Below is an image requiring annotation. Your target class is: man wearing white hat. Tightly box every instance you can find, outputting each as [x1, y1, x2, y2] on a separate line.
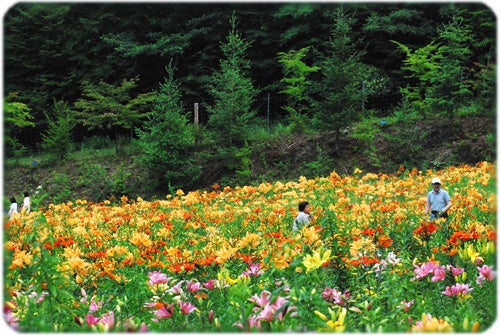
[425, 177, 452, 221]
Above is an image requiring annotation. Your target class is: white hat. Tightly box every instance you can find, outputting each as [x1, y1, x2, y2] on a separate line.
[431, 177, 441, 184]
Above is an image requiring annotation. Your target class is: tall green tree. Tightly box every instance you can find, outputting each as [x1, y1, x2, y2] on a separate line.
[136, 62, 200, 192]
[41, 100, 75, 160]
[392, 15, 477, 119]
[392, 5, 495, 119]
[426, 14, 474, 118]
[361, 3, 439, 73]
[311, 8, 386, 137]
[74, 77, 154, 152]
[392, 40, 442, 118]
[206, 13, 258, 147]
[277, 47, 319, 132]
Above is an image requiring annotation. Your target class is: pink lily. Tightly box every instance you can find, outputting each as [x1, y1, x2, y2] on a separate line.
[442, 283, 473, 296]
[148, 271, 170, 285]
[179, 300, 197, 315]
[249, 290, 271, 307]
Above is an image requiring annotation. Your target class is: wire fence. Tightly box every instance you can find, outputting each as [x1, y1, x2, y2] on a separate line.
[14, 87, 404, 155]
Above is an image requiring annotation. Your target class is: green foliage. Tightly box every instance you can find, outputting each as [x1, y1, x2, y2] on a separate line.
[50, 173, 74, 205]
[278, 46, 319, 133]
[485, 133, 496, 160]
[425, 14, 474, 117]
[41, 99, 75, 160]
[136, 61, 201, 191]
[391, 39, 442, 118]
[76, 163, 111, 201]
[311, 8, 388, 136]
[350, 117, 381, 145]
[109, 163, 134, 197]
[79, 135, 114, 151]
[206, 12, 259, 147]
[3, 3, 496, 161]
[303, 144, 335, 177]
[74, 77, 154, 152]
[470, 62, 495, 116]
[3, 92, 35, 156]
[233, 142, 253, 183]
[392, 10, 488, 120]
[350, 116, 385, 168]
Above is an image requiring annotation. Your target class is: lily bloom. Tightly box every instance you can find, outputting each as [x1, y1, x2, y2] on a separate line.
[477, 264, 496, 286]
[442, 283, 473, 297]
[249, 290, 271, 307]
[302, 248, 332, 273]
[148, 271, 170, 285]
[179, 300, 197, 315]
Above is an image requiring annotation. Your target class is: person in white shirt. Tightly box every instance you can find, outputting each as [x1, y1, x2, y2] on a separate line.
[21, 192, 30, 215]
[8, 197, 18, 219]
[292, 201, 313, 233]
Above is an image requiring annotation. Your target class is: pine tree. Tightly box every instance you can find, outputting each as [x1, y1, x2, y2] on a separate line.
[41, 99, 75, 160]
[206, 12, 259, 148]
[311, 8, 385, 137]
[136, 62, 200, 192]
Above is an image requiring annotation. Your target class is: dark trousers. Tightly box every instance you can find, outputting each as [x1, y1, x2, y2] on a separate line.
[431, 210, 448, 220]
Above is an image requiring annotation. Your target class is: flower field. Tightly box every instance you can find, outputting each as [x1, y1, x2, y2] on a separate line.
[3, 161, 497, 332]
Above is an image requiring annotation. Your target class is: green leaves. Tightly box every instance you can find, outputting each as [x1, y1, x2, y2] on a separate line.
[3, 92, 35, 155]
[41, 100, 75, 160]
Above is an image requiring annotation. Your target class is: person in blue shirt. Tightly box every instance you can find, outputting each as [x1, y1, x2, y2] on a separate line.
[425, 177, 452, 221]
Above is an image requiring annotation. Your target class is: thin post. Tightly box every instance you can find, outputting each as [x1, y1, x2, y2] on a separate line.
[267, 93, 270, 130]
[361, 81, 366, 113]
[194, 103, 199, 125]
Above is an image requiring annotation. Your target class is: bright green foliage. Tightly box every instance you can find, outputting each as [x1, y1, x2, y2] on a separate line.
[3, 92, 35, 155]
[426, 14, 474, 117]
[278, 47, 319, 132]
[392, 40, 443, 118]
[136, 62, 201, 191]
[41, 100, 75, 160]
[207, 13, 258, 148]
[470, 62, 496, 116]
[393, 11, 482, 119]
[74, 77, 154, 151]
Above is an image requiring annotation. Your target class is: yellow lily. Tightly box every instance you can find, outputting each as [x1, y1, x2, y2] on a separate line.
[302, 248, 332, 273]
[315, 307, 347, 332]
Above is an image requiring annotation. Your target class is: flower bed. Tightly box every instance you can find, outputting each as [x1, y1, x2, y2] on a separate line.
[3, 162, 496, 332]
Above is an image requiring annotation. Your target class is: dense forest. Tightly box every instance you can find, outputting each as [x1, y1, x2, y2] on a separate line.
[3, 2, 496, 205]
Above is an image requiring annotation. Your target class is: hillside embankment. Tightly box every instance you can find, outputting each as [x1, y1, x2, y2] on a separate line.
[3, 116, 495, 207]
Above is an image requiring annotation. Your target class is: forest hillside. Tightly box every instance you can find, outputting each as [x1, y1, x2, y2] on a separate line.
[3, 115, 494, 209]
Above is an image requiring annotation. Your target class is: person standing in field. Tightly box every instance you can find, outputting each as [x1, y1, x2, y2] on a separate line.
[293, 201, 313, 233]
[7, 197, 18, 219]
[425, 177, 452, 221]
[21, 192, 30, 216]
